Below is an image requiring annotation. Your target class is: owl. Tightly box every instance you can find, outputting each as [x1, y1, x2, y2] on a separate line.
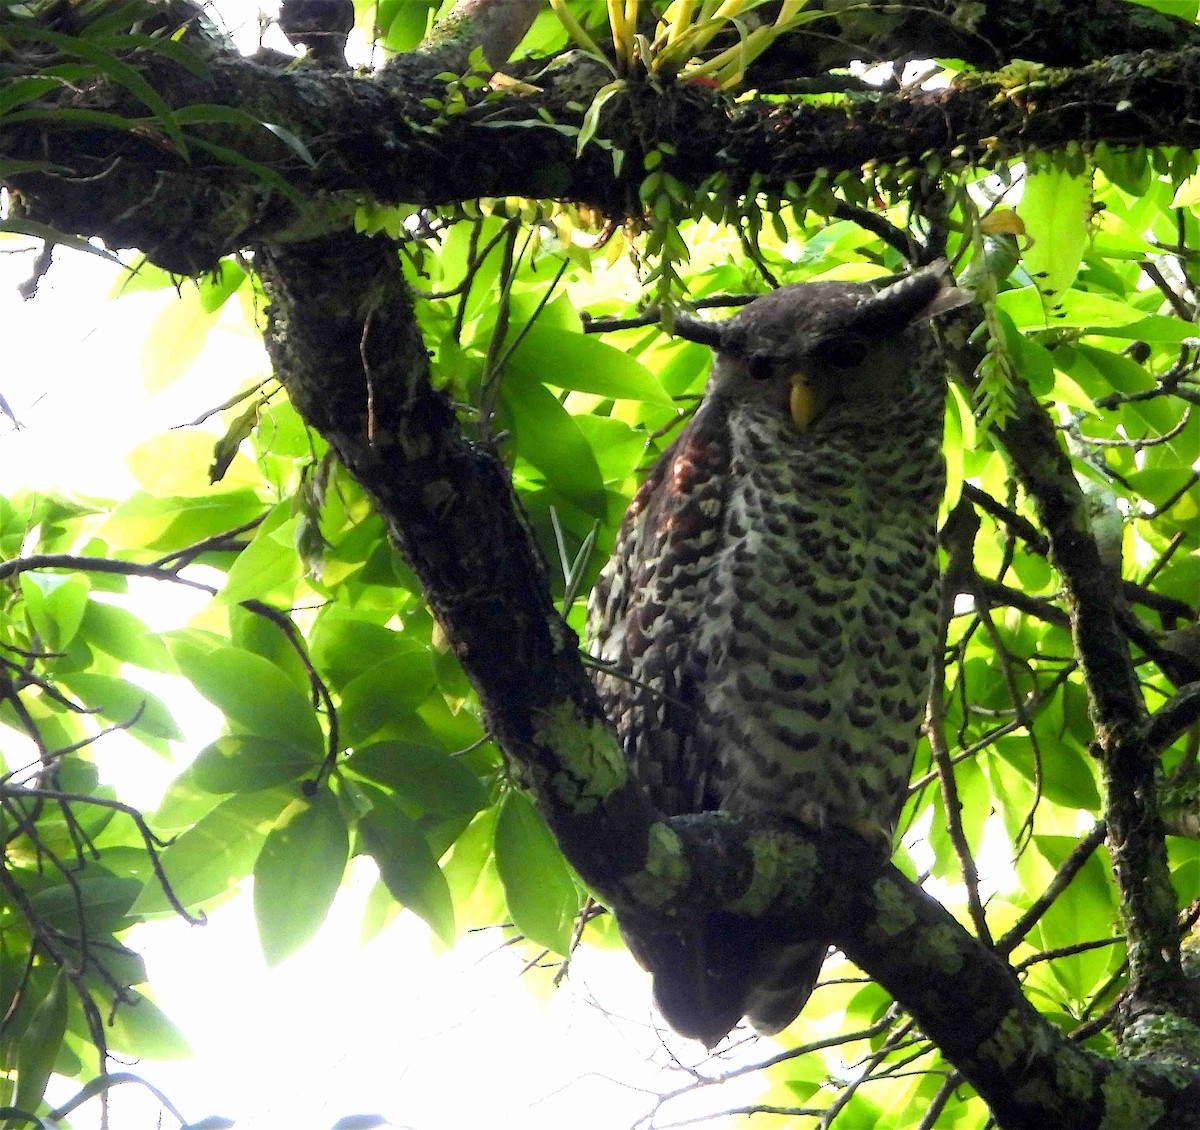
[587, 263, 969, 1047]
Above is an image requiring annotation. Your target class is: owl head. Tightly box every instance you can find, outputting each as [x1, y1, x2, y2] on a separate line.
[682, 262, 971, 432]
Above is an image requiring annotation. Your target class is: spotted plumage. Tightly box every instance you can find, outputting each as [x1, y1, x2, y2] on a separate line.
[587, 264, 968, 1047]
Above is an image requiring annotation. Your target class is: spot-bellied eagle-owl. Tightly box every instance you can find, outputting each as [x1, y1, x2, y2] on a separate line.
[586, 263, 968, 1047]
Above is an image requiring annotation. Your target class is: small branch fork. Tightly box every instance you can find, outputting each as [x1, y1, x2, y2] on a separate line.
[0, 548, 340, 779]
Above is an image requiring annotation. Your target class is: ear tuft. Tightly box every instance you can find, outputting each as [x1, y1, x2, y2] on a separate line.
[673, 314, 725, 350]
[872, 260, 973, 325]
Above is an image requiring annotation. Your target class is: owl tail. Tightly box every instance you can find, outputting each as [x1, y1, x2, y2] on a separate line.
[621, 912, 828, 1048]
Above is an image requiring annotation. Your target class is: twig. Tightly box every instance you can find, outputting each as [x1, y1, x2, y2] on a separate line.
[1141, 259, 1196, 321]
[996, 821, 1107, 957]
[831, 201, 919, 261]
[931, 503, 993, 944]
[582, 293, 758, 336]
[1137, 468, 1200, 521]
[1139, 682, 1200, 761]
[917, 1072, 966, 1130]
[1013, 933, 1124, 973]
[818, 1018, 918, 1128]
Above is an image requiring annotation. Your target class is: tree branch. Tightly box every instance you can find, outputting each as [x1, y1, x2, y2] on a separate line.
[13, 13, 1200, 272]
[997, 383, 1189, 1019]
[1141, 682, 1200, 762]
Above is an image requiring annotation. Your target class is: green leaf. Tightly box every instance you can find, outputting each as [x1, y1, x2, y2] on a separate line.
[197, 258, 249, 312]
[358, 791, 455, 945]
[441, 806, 498, 909]
[995, 734, 1101, 811]
[12, 969, 69, 1119]
[338, 652, 437, 748]
[573, 415, 648, 484]
[228, 605, 311, 695]
[310, 618, 413, 689]
[3, 24, 189, 152]
[105, 990, 191, 1059]
[153, 765, 225, 833]
[59, 673, 183, 750]
[79, 601, 173, 671]
[140, 285, 222, 391]
[186, 136, 304, 206]
[254, 788, 349, 964]
[1030, 836, 1118, 1000]
[577, 81, 625, 155]
[0, 75, 62, 115]
[505, 325, 673, 405]
[1138, 1, 1199, 25]
[27, 877, 140, 937]
[101, 489, 266, 553]
[344, 741, 486, 816]
[191, 735, 319, 793]
[379, 0, 440, 51]
[494, 791, 579, 954]
[217, 512, 303, 606]
[127, 431, 255, 495]
[1018, 167, 1092, 307]
[500, 374, 606, 516]
[166, 642, 324, 756]
[110, 255, 178, 298]
[1128, 469, 1200, 520]
[132, 789, 293, 914]
[256, 122, 317, 168]
[19, 573, 89, 653]
[942, 383, 971, 508]
[998, 287, 1193, 341]
[210, 402, 260, 485]
[1070, 344, 1178, 434]
[170, 105, 316, 169]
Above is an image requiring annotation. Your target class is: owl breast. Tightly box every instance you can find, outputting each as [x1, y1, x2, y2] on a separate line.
[687, 399, 943, 837]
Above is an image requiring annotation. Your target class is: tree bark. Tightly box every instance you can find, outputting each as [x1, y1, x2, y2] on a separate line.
[8, 11, 1200, 272]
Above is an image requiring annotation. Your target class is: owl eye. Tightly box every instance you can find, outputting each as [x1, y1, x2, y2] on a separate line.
[746, 352, 775, 381]
[810, 336, 869, 369]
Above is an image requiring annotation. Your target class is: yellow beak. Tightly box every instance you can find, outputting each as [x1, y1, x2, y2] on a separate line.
[789, 373, 818, 430]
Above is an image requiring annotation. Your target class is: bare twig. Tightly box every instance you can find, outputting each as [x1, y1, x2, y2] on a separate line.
[997, 821, 1108, 957]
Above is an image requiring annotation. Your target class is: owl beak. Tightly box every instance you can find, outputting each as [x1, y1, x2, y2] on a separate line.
[789, 373, 822, 430]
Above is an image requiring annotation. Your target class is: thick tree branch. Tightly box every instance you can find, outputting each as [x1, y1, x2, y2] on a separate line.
[997, 384, 1189, 1020]
[11, 20, 1200, 271]
[759, 0, 1200, 72]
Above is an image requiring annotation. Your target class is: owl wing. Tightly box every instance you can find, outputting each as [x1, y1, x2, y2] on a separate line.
[588, 406, 828, 1046]
[587, 404, 732, 816]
